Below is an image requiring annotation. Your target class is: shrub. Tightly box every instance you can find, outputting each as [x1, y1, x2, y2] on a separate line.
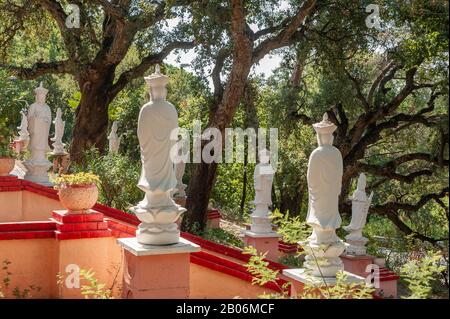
[72, 148, 141, 212]
[272, 209, 310, 244]
[0, 118, 15, 158]
[400, 250, 446, 299]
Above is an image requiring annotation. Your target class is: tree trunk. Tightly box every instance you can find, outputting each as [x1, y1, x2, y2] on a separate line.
[239, 151, 248, 216]
[183, 161, 218, 230]
[70, 68, 115, 163]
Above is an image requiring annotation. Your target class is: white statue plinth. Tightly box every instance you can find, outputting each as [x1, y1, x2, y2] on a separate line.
[24, 82, 52, 186]
[131, 65, 185, 246]
[345, 237, 369, 255]
[343, 173, 373, 256]
[301, 113, 345, 277]
[249, 214, 273, 233]
[283, 268, 365, 287]
[117, 237, 200, 256]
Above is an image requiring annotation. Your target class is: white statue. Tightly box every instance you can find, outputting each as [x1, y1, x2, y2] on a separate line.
[51, 108, 66, 155]
[250, 149, 276, 233]
[23, 82, 52, 186]
[17, 110, 29, 142]
[301, 113, 345, 277]
[343, 173, 373, 255]
[108, 121, 121, 154]
[132, 64, 186, 245]
[174, 160, 186, 198]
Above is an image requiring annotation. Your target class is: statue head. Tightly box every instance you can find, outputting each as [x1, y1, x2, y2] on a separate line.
[144, 64, 169, 101]
[313, 113, 337, 146]
[357, 173, 367, 191]
[34, 82, 48, 104]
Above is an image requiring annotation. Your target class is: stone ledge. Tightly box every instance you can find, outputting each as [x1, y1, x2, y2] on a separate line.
[243, 230, 281, 238]
[117, 237, 201, 256]
[283, 268, 366, 287]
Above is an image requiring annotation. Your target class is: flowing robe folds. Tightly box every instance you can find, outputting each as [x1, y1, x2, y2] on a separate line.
[27, 102, 51, 160]
[306, 144, 343, 231]
[137, 99, 178, 208]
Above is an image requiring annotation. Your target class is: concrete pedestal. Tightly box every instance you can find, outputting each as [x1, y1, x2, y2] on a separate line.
[206, 209, 221, 229]
[117, 237, 200, 299]
[341, 254, 375, 278]
[283, 268, 365, 298]
[243, 230, 281, 261]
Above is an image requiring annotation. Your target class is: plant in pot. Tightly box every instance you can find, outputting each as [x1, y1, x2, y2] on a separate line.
[0, 118, 16, 177]
[52, 172, 101, 214]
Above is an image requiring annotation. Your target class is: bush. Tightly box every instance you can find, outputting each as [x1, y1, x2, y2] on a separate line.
[72, 148, 141, 212]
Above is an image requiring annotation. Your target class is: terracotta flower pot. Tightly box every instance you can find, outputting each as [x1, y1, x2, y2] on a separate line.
[58, 184, 99, 213]
[0, 157, 15, 176]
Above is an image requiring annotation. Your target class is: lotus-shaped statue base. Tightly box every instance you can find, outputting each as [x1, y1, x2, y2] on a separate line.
[299, 239, 345, 277]
[131, 204, 186, 245]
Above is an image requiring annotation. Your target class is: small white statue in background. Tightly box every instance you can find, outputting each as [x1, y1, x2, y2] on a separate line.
[23, 82, 52, 185]
[250, 148, 276, 233]
[51, 108, 66, 155]
[343, 173, 373, 255]
[17, 110, 29, 142]
[108, 121, 121, 154]
[13, 110, 30, 154]
[27, 82, 52, 160]
[174, 159, 186, 198]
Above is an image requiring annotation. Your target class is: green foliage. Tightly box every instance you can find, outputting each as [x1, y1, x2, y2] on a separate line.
[300, 271, 375, 299]
[272, 209, 310, 244]
[0, 117, 15, 158]
[72, 148, 141, 212]
[202, 228, 243, 249]
[79, 269, 113, 299]
[400, 250, 446, 299]
[0, 259, 41, 299]
[242, 247, 375, 299]
[242, 246, 290, 298]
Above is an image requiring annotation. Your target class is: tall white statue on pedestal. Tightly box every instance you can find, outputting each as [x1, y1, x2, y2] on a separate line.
[250, 149, 276, 233]
[301, 113, 345, 277]
[23, 82, 52, 186]
[343, 173, 373, 255]
[108, 121, 121, 154]
[51, 108, 66, 155]
[132, 65, 186, 245]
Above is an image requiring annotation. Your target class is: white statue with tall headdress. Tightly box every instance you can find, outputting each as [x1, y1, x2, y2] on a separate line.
[108, 121, 121, 154]
[343, 173, 373, 255]
[51, 108, 66, 155]
[301, 113, 345, 277]
[132, 65, 186, 245]
[23, 82, 52, 186]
